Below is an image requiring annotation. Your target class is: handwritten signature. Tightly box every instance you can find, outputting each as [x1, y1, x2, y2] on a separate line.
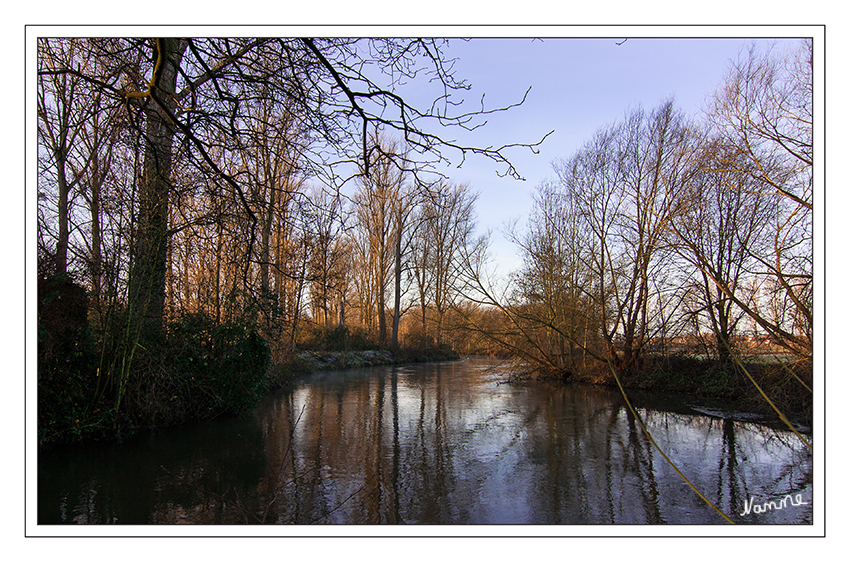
[740, 493, 809, 516]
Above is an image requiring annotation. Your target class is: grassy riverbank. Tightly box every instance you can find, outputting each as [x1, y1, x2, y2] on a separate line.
[37, 276, 462, 447]
[38, 275, 808, 446]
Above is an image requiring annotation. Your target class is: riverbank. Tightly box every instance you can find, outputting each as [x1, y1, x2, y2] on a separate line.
[558, 354, 814, 429]
[38, 343, 460, 449]
[267, 346, 461, 390]
[37, 277, 463, 448]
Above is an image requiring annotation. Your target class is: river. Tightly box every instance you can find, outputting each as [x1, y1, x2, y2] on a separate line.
[38, 357, 813, 526]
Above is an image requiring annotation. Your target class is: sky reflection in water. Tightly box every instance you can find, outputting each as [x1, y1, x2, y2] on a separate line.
[38, 358, 813, 525]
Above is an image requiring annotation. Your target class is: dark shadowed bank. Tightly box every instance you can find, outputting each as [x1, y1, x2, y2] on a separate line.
[523, 354, 813, 431]
[37, 275, 459, 447]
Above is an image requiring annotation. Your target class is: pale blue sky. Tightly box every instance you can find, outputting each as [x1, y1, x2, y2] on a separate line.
[423, 37, 802, 276]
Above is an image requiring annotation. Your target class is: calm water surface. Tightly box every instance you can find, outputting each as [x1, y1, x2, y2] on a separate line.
[38, 358, 813, 525]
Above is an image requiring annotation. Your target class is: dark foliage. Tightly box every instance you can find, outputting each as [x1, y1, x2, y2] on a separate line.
[618, 354, 813, 425]
[37, 275, 99, 444]
[127, 313, 271, 425]
[39, 295, 271, 445]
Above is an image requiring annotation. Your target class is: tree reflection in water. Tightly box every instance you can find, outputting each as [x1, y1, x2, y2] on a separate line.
[38, 358, 813, 525]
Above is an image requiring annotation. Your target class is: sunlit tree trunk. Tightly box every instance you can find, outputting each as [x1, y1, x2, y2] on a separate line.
[353, 133, 406, 346]
[391, 217, 404, 349]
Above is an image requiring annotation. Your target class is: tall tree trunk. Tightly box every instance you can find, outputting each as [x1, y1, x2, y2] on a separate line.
[128, 38, 186, 336]
[214, 219, 223, 323]
[376, 239, 387, 345]
[260, 180, 274, 329]
[55, 149, 69, 277]
[89, 156, 103, 308]
[377, 282, 387, 346]
[420, 295, 427, 348]
[338, 289, 346, 327]
[391, 226, 402, 349]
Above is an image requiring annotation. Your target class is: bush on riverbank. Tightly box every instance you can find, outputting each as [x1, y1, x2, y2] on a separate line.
[37, 275, 100, 445]
[38, 279, 271, 446]
[603, 355, 813, 425]
[38, 275, 464, 446]
[124, 313, 271, 426]
[526, 352, 812, 426]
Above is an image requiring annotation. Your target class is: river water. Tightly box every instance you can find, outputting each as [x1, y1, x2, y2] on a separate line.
[38, 358, 813, 526]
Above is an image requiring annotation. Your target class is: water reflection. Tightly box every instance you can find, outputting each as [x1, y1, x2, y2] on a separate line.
[38, 358, 813, 525]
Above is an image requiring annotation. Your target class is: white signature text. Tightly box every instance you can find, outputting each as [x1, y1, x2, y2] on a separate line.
[740, 493, 809, 516]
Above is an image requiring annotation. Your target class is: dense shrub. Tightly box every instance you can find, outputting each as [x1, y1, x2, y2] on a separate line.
[163, 313, 271, 417]
[37, 275, 99, 444]
[39, 296, 272, 445]
[88, 313, 272, 433]
[615, 354, 812, 424]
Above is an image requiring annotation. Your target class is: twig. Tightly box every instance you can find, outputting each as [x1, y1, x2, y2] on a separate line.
[307, 475, 377, 524]
[727, 353, 813, 451]
[606, 360, 736, 524]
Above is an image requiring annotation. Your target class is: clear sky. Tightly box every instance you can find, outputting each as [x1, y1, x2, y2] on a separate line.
[421, 36, 802, 277]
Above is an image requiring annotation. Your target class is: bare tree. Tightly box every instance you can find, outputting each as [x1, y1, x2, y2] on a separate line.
[509, 180, 597, 373]
[542, 100, 697, 374]
[352, 134, 406, 345]
[672, 137, 774, 361]
[682, 40, 813, 360]
[124, 38, 189, 339]
[389, 181, 419, 349]
[306, 185, 347, 329]
[409, 202, 434, 347]
[37, 38, 116, 278]
[419, 181, 479, 347]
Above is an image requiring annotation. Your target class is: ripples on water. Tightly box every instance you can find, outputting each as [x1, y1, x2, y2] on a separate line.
[38, 358, 813, 525]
